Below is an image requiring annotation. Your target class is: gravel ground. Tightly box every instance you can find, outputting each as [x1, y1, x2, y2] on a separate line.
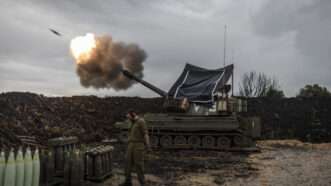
[228, 140, 331, 186]
[104, 140, 331, 186]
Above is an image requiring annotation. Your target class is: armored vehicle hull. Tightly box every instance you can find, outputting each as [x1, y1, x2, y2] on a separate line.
[116, 113, 259, 150]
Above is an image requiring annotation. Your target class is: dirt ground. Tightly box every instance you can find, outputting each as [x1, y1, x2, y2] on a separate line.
[102, 140, 331, 186]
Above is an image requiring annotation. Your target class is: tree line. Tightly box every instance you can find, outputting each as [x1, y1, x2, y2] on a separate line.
[238, 71, 331, 98]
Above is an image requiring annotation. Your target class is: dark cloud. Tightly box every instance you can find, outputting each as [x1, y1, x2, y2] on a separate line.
[252, 0, 331, 93]
[253, 0, 331, 60]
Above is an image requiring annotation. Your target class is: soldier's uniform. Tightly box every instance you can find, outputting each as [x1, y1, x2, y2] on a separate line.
[124, 117, 148, 185]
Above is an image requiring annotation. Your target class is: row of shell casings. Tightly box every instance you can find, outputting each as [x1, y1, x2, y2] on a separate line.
[85, 146, 113, 178]
[51, 143, 77, 175]
[227, 98, 248, 112]
[63, 150, 85, 186]
[0, 147, 40, 186]
[39, 150, 55, 185]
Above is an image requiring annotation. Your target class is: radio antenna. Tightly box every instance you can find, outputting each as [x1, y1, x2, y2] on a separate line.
[223, 25, 227, 67]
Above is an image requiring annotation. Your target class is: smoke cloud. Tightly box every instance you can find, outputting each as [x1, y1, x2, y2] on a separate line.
[72, 34, 147, 90]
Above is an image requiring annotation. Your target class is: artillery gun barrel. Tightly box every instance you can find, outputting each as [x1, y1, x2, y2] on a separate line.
[122, 70, 168, 97]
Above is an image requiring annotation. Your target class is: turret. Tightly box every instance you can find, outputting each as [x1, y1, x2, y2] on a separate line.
[121, 64, 244, 115]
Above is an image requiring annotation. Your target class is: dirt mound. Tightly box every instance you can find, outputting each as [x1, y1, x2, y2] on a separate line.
[0, 92, 163, 146]
[1, 92, 331, 147]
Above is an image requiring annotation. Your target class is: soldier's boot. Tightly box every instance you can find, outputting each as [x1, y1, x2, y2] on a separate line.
[138, 175, 145, 186]
[119, 177, 132, 186]
[119, 181, 132, 186]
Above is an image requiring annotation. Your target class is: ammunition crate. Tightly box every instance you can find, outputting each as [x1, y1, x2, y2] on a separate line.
[48, 136, 79, 177]
[84, 145, 114, 182]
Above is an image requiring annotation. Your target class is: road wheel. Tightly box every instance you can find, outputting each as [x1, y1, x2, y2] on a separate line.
[174, 135, 186, 146]
[216, 136, 231, 149]
[202, 136, 215, 149]
[150, 136, 159, 147]
[188, 135, 201, 148]
[233, 136, 244, 146]
[160, 135, 172, 147]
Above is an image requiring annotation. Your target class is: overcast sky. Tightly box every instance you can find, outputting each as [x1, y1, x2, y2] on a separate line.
[0, 0, 330, 97]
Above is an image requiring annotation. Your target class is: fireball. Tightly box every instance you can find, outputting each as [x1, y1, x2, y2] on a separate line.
[70, 33, 96, 63]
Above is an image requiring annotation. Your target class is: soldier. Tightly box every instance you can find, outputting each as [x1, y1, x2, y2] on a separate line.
[121, 110, 151, 186]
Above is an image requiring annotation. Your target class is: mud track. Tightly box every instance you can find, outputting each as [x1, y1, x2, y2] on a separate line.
[105, 140, 331, 186]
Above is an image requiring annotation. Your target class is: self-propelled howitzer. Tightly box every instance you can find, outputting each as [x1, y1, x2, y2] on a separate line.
[117, 65, 260, 151]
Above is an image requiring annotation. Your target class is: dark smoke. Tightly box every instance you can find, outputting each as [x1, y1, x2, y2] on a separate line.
[75, 35, 147, 90]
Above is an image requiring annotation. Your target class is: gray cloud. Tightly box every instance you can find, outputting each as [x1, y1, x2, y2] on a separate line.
[252, 0, 331, 94]
[254, 0, 331, 61]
